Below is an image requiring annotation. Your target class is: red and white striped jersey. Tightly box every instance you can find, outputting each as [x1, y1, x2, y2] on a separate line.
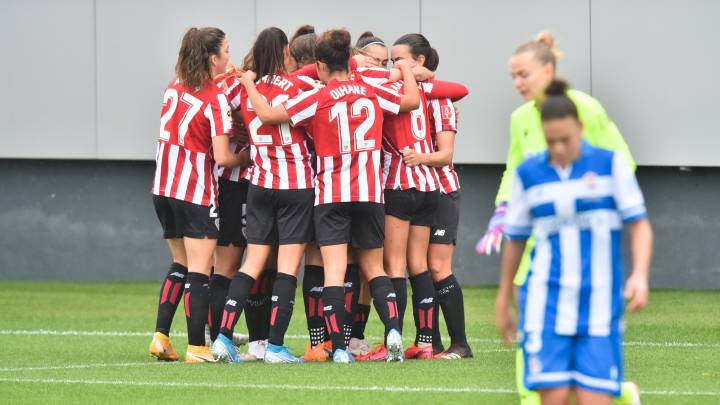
[152, 78, 232, 207]
[216, 75, 251, 183]
[428, 97, 460, 194]
[240, 73, 316, 190]
[382, 81, 440, 192]
[285, 76, 402, 205]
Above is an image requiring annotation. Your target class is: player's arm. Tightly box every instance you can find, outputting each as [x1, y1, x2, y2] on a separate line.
[423, 80, 469, 102]
[394, 60, 419, 112]
[612, 152, 653, 312]
[495, 174, 531, 346]
[239, 71, 291, 125]
[212, 135, 244, 168]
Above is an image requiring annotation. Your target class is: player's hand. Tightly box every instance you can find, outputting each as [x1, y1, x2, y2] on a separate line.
[625, 272, 649, 312]
[239, 70, 257, 87]
[401, 148, 423, 167]
[495, 299, 516, 346]
[394, 59, 410, 71]
[476, 202, 508, 255]
[412, 65, 435, 82]
[352, 54, 369, 68]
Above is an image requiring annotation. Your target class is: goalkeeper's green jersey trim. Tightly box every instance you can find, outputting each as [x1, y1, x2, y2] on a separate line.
[500, 89, 636, 286]
[495, 89, 636, 205]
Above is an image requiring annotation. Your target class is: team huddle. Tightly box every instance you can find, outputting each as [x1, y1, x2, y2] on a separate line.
[148, 23, 652, 405]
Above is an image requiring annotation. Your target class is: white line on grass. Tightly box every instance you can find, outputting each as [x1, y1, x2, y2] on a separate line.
[0, 362, 169, 372]
[0, 376, 717, 397]
[1, 329, 718, 349]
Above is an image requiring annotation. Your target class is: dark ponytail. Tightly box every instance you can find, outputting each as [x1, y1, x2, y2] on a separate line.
[176, 27, 225, 90]
[315, 29, 351, 73]
[252, 27, 289, 81]
[540, 79, 579, 121]
[393, 33, 439, 71]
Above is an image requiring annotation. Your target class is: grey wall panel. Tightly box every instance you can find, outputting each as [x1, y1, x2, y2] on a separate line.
[2, 160, 718, 288]
[95, 0, 255, 160]
[422, 0, 591, 164]
[591, 0, 720, 166]
[0, 0, 96, 159]
[255, 0, 420, 53]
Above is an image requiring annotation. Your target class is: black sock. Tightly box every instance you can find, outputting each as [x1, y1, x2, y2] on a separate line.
[208, 274, 231, 341]
[409, 271, 435, 346]
[369, 276, 400, 337]
[322, 286, 346, 353]
[435, 274, 468, 346]
[219, 272, 255, 340]
[267, 273, 297, 347]
[391, 277, 407, 333]
[245, 268, 276, 342]
[184, 272, 210, 346]
[351, 304, 371, 340]
[154, 262, 188, 335]
[432, 295, 443, 350]
[302, 265, 325, 347]
[343, 264, 360, 347]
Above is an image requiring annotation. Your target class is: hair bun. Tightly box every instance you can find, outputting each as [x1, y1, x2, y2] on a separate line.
[359, 31, 375, 39]
[535, 31, 563, 61]
[331, 29, 351, 48]
[295, 25, 315, 36]
[545, 79, 569, 97]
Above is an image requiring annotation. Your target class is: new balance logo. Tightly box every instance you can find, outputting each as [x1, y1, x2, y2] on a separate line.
[310, 287, 324, 293]
[170, 272, 185, 279]
[184, 283, 190, 289]
[434, 229, 446, 236]
[271, 296, 279, 302]
[324, 305, 333, 311]
[387, 293, 396, 299]
[419, 297, 434, 304]
[226, 299, 237, 307]
[344, 282, 353, 288]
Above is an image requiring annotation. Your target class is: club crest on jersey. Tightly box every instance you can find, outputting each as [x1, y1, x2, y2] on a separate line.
[441, 105, 452, 120]
[584, 171, 598, 189]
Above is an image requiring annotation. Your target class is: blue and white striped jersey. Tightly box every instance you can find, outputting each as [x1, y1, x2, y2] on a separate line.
[505, 142, 647, 337]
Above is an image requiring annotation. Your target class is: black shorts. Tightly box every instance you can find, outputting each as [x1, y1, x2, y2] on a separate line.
[245, 184, 314, 245]
[384, 189, 440, 227]
[314, 202, 385, 249]
[153, 195, 219, 239]
[430, 191, 460, 245]
[217, 178, 248, 247]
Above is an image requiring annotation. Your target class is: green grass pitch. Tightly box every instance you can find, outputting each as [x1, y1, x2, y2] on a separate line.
[0, 282, 717, 404]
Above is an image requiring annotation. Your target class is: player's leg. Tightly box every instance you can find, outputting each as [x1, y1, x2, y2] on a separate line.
[382, 190, 412, 332]
[149, 196, 187, 361]
[210, 244, 243, 342]
[263, 188, 314, 364]
[538, 388, 571, 405]
[349, 273, 372, 357]
[429, 191, 472, 359]
[182, 234, 217, 363]
[343, 249, 361, 351]
[405, 190, 439, 360]
[244, 248, 277, 360]
[301, 242, 329, 361]
[320, 242, 351, 362]
[212, 184, 274, 363]
[352, 202, 403, 362]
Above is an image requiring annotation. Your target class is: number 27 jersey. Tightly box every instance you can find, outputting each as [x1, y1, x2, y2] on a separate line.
[285, 77, 402, 205]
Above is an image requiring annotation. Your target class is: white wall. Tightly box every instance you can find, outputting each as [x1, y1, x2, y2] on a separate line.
[1, 0, 717, 166]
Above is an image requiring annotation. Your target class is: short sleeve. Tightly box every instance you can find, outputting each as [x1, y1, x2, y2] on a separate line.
[371, 83, 401, 115]
[428, 98, 457, 133]
[224, 78, 243, 110]
[504, 173, 532, 240]
[612, 152, 647, 223]
[285, 88, 321, 127]
[205, 92, 233, 137]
